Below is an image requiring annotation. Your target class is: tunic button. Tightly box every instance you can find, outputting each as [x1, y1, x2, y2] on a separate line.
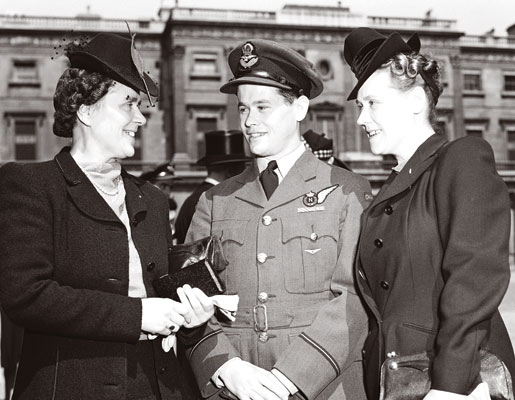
[374, 238, 383, 248]
[258, 332, 269, 342]
[257, 253, 268, 264]
[380, 280, 390, 290]
[146, 262, 155, 271]
[384, 205, 393, 215]
[262, 215, 272, 226]
[310, 232, 318, 241]
[258, 292, 268, 303]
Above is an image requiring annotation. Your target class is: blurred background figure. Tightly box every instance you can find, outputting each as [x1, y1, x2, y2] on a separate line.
[174, 130, 250, 244]
[302, 129, 351, 170]
[140, 162, 179, 233]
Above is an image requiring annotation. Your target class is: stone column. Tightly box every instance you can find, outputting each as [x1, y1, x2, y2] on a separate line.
[169, 45, 188, 163]
[450, 54, 464, 140]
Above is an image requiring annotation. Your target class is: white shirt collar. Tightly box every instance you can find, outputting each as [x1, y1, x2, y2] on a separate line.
[204, 177, 220, 186]
[256, 142, 306, 183]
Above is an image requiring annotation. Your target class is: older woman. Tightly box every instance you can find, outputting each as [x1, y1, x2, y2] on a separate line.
[0, 33, 212, 400]
[344, 28, 515, 400]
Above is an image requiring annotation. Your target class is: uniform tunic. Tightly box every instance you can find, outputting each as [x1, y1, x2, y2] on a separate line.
[356, 134, 515, 399]
[185, 150, 372, 400]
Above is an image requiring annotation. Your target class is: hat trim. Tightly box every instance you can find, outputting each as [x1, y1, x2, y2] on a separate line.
[220, 76, 293, 94]
[69, 51, 158, 97]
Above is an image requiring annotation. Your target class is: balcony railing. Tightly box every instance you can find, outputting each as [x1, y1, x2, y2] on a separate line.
[367, 16, 457, 31]
[0, 14, 164, 33]
[461, 35, 515, 49]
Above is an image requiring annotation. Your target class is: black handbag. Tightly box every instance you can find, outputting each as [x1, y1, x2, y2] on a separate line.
[380, 348, 514, 400]
[153, 236, 228, 300]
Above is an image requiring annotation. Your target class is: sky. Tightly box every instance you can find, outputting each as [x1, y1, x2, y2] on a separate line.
[2, 0, 515, 36]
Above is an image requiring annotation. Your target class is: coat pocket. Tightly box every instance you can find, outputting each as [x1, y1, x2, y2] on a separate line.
[280, 214, 339, 293]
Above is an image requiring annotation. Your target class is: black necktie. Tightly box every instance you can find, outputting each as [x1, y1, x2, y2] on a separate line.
[260, 160, 278, 200]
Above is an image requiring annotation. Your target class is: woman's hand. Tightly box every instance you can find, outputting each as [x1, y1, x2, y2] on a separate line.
[141, 297, 188, 336]
[177, 284, 215, 328]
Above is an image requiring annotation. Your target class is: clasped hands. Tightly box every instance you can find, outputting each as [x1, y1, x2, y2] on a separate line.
[141, 284, 214, 336]
[218, 359, 291, 400]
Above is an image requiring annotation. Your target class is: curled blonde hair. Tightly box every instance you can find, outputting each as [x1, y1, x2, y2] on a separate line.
[381, 53, 443, 127]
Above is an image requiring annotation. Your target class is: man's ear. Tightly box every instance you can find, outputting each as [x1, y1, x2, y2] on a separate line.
[77, 104, 92, 127]
[410, 86, 427, 115]
[294, 95, 309, 122]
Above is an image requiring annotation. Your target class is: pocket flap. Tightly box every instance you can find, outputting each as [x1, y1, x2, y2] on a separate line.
[281, 215, 339, 243]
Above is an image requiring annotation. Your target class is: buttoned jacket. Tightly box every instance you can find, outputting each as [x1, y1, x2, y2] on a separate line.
[0, 148, 195, 400]
[356, 134, 515, 399]
[185, 151, 372, 400]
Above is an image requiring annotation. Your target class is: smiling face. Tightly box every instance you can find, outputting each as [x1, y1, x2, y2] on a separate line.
[237, 84, 307, 159]
[356, 68, 415, 160]
[85, 82, 146, 162]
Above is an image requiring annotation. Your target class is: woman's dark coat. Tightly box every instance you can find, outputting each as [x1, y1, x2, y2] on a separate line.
[356, 134, 515, 400]
[0, 148, 196, 400]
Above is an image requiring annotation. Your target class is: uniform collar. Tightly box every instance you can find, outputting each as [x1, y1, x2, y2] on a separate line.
[256, 142, 306, 182]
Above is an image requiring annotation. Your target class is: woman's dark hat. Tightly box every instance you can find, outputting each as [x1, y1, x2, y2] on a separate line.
[197, 130, 251, 166]
[67, 32, 159, 99]
[344, 27, 420, 101]
[220, 39, 323, 99]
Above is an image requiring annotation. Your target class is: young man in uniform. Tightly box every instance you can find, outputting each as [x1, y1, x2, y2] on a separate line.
[184, 39, 372, 400]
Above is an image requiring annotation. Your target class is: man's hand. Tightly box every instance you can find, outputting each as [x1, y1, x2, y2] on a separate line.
[219, 359, 290, 400]
[177, 284, 215, 328]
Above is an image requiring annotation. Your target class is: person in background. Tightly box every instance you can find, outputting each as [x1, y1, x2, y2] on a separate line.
[174, 130, 249, 244]
[345, 27, 515, 400]
[302, 129, 351, 170]
[184, 38, 372, 400]
[0, 32, 212, 400]
[140, 162, 179, 235]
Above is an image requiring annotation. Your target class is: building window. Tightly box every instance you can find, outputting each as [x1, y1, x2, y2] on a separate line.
[316, 59, 333, 81]
[9, 60, 40, 88]
[503, 123, 515, 161]
[503, 74, 515, 92]
[465, 120, 488, 138]
[190, 53, 220, 80]
[196, 117, 218, 158]
[463, 71, 482, 92]
[14, 118, 37, 160]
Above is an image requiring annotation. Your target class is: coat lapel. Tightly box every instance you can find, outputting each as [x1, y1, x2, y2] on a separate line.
[234, 162, 268, 208]
[371, 134, 447, 208]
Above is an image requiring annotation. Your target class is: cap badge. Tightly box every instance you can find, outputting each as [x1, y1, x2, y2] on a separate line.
[239, 42, 258, 69]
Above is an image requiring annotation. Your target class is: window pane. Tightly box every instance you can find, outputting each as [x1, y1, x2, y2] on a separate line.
[15, 120, 36, 160]
[463, 73, 481, 91]
[504, 75, 515, 91]
[192, 54, 217, 75]
[466, 129, 482, 138]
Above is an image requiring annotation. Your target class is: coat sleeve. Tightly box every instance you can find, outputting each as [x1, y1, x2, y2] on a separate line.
[0, 163, 142, 342]
[432, 137, 511, 394]
[182, 192, 242, 398]
[273, 177, 371, 399]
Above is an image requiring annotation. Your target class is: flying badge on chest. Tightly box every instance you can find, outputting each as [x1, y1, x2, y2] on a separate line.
[299, 184, 339, 211]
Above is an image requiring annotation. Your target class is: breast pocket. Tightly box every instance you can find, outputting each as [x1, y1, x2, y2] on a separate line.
[280, 214, 339, 293]
[212, 219, 249, 292]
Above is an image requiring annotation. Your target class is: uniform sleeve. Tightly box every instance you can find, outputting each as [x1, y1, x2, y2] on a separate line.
[0, 163, 142, 342]
[273, 177, 372, 399]
[432, 137, 511, 394]
[181, 192, 242, 398]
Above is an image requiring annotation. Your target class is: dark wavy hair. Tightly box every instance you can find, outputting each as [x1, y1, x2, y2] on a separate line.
[52, 68, 115, 137]
[381, 52, 443, 127]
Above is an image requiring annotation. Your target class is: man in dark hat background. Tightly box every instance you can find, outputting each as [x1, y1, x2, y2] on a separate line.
[140, 162, 179, 234]
[302, 129, 351, 171]
[174, 130, 249, 244]
[183, 38, 372, 400]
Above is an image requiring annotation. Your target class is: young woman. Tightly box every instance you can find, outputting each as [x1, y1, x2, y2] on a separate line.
[0, 32, 212, 400]
[344, 27, 515, 400]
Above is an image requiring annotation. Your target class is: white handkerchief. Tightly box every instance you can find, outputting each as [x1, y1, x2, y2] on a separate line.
[160, 294, 240, 352]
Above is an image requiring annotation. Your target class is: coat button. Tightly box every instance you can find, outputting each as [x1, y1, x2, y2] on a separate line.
[258, 332, 269, 342]
[167, 246, 173, 254]
[146, 262, 155, 271]
[258, 292, 268, 303]
[159, 366, 168, 374]
[380, 280, 390, 290]
[384, 205, 393, 215]
[262, 215, 272, 226]
[374, 238, 383, 248]
[310, 232, 318, 241]
[132, 218, 139, 227]
[257, 253, 268, 264]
